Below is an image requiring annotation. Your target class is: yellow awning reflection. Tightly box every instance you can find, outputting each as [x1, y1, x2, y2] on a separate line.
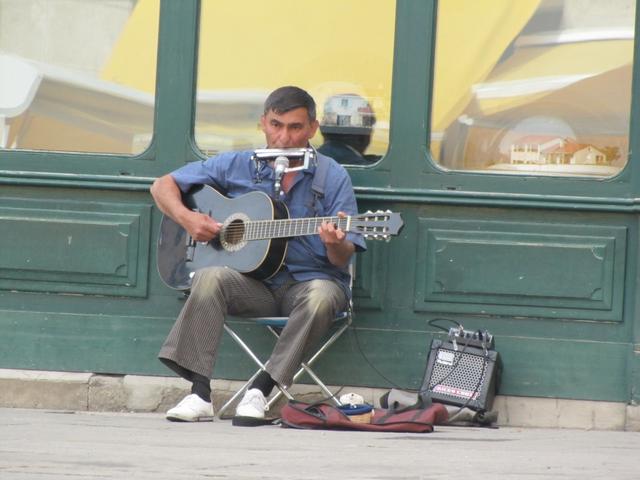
[469, 39, 633, 117]
[102, 0, 397, 154]
[432, 0, 541, 132]
[102, 0, 396, 115]
[100, 0, 160, 93]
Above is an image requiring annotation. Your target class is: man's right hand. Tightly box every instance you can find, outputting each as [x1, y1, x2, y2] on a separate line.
[151, 174, 222, 243]
[183, 210, 222, 243]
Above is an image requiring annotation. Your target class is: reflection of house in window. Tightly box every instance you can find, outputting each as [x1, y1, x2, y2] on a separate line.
[510, 137, 609, 166]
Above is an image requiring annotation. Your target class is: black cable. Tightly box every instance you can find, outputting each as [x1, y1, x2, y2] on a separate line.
[351, 323, 407, 390]
[428, 317, 462, 332]
[351, 317, 463, 390]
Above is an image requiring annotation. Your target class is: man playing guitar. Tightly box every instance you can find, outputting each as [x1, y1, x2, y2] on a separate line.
[150, 86, 366, 422]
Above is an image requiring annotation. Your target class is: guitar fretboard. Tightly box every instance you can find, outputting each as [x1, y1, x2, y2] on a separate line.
[240, 216, 350, 240]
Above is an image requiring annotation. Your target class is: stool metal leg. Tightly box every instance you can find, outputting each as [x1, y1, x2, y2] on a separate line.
[265, 318, 351, 408]
[220, 312, 352, 417]
[218, 323, 294, 418]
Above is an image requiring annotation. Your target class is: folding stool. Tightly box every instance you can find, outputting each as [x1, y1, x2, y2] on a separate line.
[217, 268, 355, 419]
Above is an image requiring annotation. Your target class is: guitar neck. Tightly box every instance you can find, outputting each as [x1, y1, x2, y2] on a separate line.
[243, 216, 350, 240]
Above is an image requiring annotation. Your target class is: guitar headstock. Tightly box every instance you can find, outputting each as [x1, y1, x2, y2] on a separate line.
[350, 210, 404, 241]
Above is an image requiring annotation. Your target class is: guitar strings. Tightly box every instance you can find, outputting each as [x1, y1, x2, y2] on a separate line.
[221, 216, 349, 240]
[220, 214, 388, 240]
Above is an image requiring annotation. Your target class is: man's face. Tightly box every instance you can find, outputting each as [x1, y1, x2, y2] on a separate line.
[260, 107, 319, 149]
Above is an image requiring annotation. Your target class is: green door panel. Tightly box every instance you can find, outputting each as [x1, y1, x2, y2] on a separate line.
[0, 200, 151, 297]
[415, 219, 626, 321]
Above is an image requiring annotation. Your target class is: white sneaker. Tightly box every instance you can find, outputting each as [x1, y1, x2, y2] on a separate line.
[235, 388, 268, 418]
[166, 394, 214, 422]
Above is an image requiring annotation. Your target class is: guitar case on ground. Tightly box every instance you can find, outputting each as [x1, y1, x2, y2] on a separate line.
[278, 400, 449, 433]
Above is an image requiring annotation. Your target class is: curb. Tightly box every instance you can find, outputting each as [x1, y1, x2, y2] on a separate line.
[1, 368, 638, 430]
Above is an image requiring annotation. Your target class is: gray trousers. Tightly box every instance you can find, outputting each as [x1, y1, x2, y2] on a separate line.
[158, 266, 347, 387]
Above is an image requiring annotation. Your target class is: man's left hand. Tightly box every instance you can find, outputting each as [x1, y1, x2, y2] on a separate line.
[318, 212, 355, 268]
[318, 212, 347, 245]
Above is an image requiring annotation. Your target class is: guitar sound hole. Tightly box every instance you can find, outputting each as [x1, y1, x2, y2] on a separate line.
[226, 219, 245, 244]
[220, 213, 250, 252]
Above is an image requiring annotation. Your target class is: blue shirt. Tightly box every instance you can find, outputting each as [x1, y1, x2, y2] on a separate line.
[170, 149, 366, 296]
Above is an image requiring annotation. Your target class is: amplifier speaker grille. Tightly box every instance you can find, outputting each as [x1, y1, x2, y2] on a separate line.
[420, 339, 500, 412]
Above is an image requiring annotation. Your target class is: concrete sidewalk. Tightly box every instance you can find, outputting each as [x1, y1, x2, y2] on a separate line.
[1, 407, 640, 480]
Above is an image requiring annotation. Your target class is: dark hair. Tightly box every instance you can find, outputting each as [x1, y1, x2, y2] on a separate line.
[264, 86, 316, 121]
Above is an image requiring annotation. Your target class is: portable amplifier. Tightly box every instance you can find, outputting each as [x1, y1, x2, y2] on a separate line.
[420, 339, 500, 412]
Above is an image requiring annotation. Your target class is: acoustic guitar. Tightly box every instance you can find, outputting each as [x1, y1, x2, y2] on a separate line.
[157, 185, 404, 289]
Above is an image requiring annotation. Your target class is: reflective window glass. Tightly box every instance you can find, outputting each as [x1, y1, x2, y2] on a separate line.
[195, 0, 395, 166]
[430, 0, 635, 177]
[0, 0, 158, 155]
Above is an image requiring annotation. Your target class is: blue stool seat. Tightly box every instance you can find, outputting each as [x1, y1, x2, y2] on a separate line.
[255, 310, 349, 328]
